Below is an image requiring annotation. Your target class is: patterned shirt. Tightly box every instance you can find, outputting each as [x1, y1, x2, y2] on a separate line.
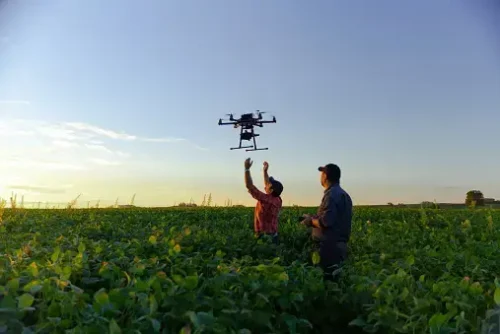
[248, 185, 282, 234]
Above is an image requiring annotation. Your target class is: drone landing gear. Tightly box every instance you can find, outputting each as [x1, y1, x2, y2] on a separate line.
[230, 126, 268, 152]
[246, 148, 268, 152]
[230, 146, 253, 150]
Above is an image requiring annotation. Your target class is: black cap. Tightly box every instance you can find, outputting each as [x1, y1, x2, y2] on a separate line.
[318, 163, 341, 182]
[269, 176, 283, 196]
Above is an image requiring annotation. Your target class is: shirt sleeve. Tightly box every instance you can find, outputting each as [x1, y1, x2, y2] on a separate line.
[248, 185, 272, 203]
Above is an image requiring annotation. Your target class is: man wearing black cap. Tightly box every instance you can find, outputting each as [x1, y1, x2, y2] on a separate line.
[244, 158, 283, 244]
[300, 163, 352, 281]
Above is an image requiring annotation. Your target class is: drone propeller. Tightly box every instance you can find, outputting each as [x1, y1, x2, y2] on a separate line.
[255, 110, 277, 121]
[254, 110, 267, 119]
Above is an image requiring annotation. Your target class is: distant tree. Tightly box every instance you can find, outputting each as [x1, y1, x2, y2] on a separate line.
[421, 201, 439, 209]
[465, 190, 484, 207]
[178, 202, 197, 207]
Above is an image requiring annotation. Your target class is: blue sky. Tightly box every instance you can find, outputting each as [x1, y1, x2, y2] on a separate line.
[0, 0, 499, 207]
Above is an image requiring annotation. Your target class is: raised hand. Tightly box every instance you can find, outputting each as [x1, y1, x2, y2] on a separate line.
[244, 158, 253, 169]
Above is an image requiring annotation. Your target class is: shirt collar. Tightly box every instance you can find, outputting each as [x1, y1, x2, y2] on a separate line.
[324, 183, 339, 193]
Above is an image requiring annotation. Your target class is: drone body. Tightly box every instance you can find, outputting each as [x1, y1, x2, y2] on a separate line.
[218, 110, 276, 151]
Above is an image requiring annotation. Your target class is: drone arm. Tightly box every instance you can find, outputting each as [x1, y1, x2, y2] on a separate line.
[219, 121, 238, 125]
[256, 120, 276, 124]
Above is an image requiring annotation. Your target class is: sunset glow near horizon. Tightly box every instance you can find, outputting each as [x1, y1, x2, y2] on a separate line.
[1, 1, 499, 207]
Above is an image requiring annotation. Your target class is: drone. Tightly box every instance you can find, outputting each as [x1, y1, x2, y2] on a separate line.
[218, 110, 276, 151]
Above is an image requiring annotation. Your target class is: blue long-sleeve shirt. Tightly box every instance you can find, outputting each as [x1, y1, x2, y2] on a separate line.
[311, 184, 353, 242]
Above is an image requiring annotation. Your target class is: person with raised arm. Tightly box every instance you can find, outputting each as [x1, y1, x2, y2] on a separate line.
[244, 158, 283, 244]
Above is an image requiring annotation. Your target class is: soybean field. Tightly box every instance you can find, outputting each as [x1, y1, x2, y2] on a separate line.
[1, 206, 500, 333]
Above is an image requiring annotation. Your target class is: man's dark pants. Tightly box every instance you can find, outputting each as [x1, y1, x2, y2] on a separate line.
[313, 240, 347, 281]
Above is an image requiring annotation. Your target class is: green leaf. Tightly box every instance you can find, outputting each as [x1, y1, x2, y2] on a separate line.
[311, 251, 320, 265]
[51, 246, 61, 262]
[400, 287, 409, 300]
[23, 281, 42, 294]
[184, 275, 198, 290]
[78, 242, 85, 253]
[256, 264, 267, 271]
[7, 278, 20, 291]
[109, 318, 121, 334]
[62, 266, 72, 280]
[179, 325, 192, 334]
[238, 330, 251, 334]
[187, 311, 215, 328]
[27, 262, 39, 277]
[22, 327, 35, 334]
[18, 293, 35, 309]
[149, 294, 158, 314]
[172, 275, 183, 285]
[494, 287, 500, 306]
[349, 317, 366, 327]
[94, 289, 109, 305]
[47, 302, 61, 317]
[250, 310, 271, 326]
[150, 318, 161, 332]
[282, 313, 297, 334]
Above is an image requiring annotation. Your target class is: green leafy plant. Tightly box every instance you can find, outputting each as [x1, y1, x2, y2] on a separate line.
[0, 206, 499, 333]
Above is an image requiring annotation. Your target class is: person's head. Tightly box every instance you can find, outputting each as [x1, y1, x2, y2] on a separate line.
[318, 163, 341, 188]
[265, 177, 284, 197]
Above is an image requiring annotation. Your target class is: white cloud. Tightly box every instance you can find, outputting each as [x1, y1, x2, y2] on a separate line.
[63, 122, 196, 145]
[64, 122, 137, 140]
[8, 184, 73, 194]
[52, 140, 79, 148]
[89, 158, 121, 166]
[193, 145, 209, 151]
[141, 137, 186, 143]
[6, 158, 87, 171]
[115, 151, 131, 158]
[0, 117, 208, 173]
[1, 119, 198, 146]
[84, 143, 114, 154]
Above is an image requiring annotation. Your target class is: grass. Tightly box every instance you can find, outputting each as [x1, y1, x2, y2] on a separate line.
[1, 201, 500, 333]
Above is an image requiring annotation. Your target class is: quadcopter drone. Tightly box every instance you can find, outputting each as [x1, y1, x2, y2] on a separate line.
[218, 110, 276, 151]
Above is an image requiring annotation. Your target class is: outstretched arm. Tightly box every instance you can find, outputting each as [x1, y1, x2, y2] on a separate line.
[245, 169, 254, 190]
[263, 161, 270, 186]
[245, 158, 270, 202]
[244, 157, 255, 190]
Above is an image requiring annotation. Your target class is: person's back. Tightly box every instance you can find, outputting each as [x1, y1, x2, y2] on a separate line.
[244, 158, 283, 243]
[300, 163, 353, 281]
[312, 183, 352, 243]
[252, 185, 282, 235]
